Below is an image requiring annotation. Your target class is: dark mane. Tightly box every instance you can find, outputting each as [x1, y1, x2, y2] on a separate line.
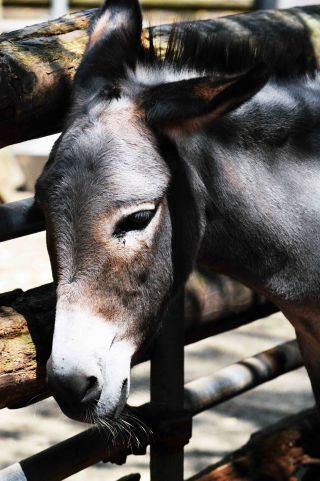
[142, 6, 320, 77]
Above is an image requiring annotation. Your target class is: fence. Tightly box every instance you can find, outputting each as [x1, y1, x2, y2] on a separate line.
[0, 2, 317, 480]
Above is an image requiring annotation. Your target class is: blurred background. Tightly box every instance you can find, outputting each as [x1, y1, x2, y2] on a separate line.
[0, 0, 318, 480]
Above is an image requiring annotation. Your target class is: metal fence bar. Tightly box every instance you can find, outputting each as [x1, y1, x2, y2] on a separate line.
[18, 424, 142, 481]
[51, 0, 69, 19]
[0, 339, 302, 481]
[150, 290, 187, 481]
[254, 0, 278, 8]
[184, 339, 302, 414]
[0, 198, 44, 242]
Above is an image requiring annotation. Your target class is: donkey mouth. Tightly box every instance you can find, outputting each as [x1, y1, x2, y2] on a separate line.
[54, 377, 129, 423]
[54, 395, 100, 423]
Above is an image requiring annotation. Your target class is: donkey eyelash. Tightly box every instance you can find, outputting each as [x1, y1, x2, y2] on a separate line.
[113, 208, 157, 237]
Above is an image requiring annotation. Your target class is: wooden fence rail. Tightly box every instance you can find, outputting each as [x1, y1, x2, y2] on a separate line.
[1, 5, 320, 148]
[0, 249, 277, 409]
[3, 0, 254, 8]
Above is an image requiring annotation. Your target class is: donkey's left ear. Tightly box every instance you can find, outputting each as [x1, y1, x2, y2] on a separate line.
[142, 64, 270, 134]
[75, 0, 142, 89]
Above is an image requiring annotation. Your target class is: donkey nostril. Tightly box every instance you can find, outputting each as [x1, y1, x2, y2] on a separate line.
[87, 376, 98, 391]
[81, 375, 100, 403]
[47, 370, 101, 407]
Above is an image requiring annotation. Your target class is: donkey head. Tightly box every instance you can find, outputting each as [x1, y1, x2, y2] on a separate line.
[35, 0, 269, 421]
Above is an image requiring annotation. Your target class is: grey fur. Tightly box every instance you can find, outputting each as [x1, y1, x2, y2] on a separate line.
[36, 0, 320, 419]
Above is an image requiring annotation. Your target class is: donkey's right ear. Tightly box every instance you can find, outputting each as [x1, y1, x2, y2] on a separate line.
[75, 0, 142, 89]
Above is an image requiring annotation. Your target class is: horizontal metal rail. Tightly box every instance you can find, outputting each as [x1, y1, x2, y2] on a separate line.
[0, 198, 44, 242]
[0, 339, 302, 481]
[184, 339, 301, 413]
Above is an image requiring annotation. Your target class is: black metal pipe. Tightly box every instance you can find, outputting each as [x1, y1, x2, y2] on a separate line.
[0, 198, 44, 242]
[0, 339, 302, 481]
[150, 291, 186, 481]
[254, 0, 278, 9]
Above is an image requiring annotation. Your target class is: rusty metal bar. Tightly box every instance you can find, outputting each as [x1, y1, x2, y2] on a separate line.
[0, 198, 44, 242]
[18, 425, 146, 481]
[150, 290, 187, 481]
[0, 339, 302, 481]
[184, 339, 302, 414]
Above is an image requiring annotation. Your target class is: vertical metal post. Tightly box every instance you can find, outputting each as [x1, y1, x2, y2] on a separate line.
[254, 0, 278, 8]
[150, 289, 186, 481]
[51, 0, 69, 19]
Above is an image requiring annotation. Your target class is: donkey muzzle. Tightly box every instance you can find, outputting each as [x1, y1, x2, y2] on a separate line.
[47, 302, 134, 421]
[46, 360, 102, 420]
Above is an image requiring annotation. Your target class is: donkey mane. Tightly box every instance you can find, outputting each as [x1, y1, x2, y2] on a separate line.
[143, 7, 320, 77]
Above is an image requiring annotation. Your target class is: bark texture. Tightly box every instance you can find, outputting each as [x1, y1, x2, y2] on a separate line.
[1, 6, 320, 147]
[0, 270, 274, 409]
[188, 408, 320, 481]
[0, 285, 55, 409]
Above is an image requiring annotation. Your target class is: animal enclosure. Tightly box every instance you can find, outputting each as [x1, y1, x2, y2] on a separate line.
[1, 3, 320, 481]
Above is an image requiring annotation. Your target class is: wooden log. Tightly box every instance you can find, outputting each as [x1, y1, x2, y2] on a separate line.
[1, 6, 320, 148]
[73, 0, 252, 8]
[0, 270, 276, 409]
[3, 0, 253, 9]
[0, 284, 55, 409]
[187, 408, 320, 481]
[0, 9, 93, 148]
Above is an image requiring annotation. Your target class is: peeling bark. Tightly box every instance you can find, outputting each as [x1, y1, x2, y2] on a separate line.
[188, 408, 320, 481]
[0, 285, 55, 408]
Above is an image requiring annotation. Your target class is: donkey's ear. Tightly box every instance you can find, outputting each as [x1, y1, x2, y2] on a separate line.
[75, 0, 142, 89]
[142, 64, 270, 134]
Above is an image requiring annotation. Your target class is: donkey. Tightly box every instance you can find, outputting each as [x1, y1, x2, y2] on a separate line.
[35, 0, 320, 422]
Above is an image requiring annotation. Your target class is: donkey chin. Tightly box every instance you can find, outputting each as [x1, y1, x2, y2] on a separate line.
[46, 304, 135, 423]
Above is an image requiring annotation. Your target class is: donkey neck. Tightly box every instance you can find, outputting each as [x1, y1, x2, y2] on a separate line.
[175, 77, 320, 306]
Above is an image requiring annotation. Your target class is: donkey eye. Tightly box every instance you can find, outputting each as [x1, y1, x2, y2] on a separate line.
[114, 209, 156, 237]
